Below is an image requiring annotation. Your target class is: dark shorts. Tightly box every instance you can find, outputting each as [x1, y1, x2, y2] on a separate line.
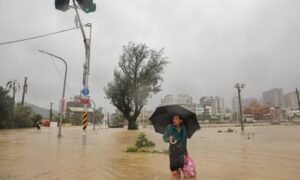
[169, 154, 184, 171]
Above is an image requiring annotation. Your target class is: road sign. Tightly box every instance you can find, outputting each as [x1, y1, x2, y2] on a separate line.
[82, 111, 88, 130]
[80, 98, 90, 104]
[81, 88, 89, 96]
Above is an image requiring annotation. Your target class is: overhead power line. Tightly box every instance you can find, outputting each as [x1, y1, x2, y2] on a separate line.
[49, 56, 76, 96]
[0, 24, 88, 46]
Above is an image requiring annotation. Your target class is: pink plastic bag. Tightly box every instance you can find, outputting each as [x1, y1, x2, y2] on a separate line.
[183, 155, 196, 178]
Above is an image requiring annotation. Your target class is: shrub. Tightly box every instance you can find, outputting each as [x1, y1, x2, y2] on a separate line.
[126, 146, 138, 152]
[135, 133, 155, 148]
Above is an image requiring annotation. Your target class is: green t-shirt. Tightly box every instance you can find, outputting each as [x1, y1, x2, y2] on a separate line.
[163, 124, 187, 148]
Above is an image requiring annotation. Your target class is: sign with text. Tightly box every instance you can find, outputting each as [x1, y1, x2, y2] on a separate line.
[80, 98, 90, 105]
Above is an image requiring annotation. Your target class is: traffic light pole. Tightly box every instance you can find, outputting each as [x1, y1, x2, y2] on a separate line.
[72, 0, 91, 145]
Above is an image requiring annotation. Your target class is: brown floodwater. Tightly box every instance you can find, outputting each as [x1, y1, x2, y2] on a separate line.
[0, 125, 300, 180]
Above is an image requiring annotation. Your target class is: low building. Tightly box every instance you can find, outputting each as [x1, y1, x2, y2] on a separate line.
[65, 95, 93, 125]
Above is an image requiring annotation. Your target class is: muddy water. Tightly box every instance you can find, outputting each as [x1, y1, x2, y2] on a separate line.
[0, 126, 300, 180]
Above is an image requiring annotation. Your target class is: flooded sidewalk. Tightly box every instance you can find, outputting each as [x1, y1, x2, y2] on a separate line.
[1, 126, 300, 180]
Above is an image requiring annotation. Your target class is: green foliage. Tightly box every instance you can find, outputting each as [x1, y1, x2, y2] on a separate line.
[1, 85, 45, 129]
[126, 146, 138, 152]
[12, 103, 35, 128]
[32, 114, 43, 126]
[95, 108, 104, 124]
[110, 110, 125, 127]
[0, 86, 14, 129]
[125, 133, 167, 154]
[135, 133, 155, 148]
[105, 42, 168, 129]
[6, 79, 20, 104]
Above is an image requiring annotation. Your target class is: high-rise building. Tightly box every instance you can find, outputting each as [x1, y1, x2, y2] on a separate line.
[199, 96, 225, 117]
[195, 104, 204, 116]
[285, 91, 300, 110]
[160, 94, 195, 113]
[231, 96, 239, 113]
[212, 96, 225, 116]
[199, 96, 214, 117]
[262, 88, 285, 108]
[161, 94, 175, 106]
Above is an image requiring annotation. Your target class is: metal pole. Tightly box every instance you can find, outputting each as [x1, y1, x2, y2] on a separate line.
[90, 99, 96, 130]
[72, 0, 91, 145]
[38, 50, 68, 138]
[237, 86, 244, 131]
[296, 88, 300, 111]
[50, 102, 53, 122]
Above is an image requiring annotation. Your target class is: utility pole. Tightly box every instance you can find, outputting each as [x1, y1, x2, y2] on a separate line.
[234, 83, 245, 131]
[21, 77, 28, 106]
[39, 50, 68, 138]
[296, 88, 300, 111]
[49, 102, 53, 122]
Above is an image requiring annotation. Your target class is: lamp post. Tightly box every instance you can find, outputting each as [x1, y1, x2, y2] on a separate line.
[234, 83, 245, 131]
[39, 49, 68, 137]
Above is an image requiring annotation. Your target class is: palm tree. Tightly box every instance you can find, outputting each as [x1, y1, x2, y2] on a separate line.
[6, 79, 20, 104]
[21, 77, 28, 106]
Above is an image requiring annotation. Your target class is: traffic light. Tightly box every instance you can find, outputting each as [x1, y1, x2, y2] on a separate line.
[76, 0, 96, 13]
[55, 0, 70, 12]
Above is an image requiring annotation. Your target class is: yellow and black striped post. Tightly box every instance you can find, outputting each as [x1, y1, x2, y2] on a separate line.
[82, 111, 88, 130]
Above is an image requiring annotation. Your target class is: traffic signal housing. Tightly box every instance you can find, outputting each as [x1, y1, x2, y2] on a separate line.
[76, 0, 96, 13]
[55, 0, 70, 12]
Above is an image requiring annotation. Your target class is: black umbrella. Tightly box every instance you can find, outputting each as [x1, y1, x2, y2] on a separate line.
[150, 105, 200, 138]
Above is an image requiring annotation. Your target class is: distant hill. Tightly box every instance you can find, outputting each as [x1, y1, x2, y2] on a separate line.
[25, 102, 58, 118]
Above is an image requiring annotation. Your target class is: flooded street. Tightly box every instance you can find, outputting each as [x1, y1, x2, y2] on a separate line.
[1, 125, 300, 180]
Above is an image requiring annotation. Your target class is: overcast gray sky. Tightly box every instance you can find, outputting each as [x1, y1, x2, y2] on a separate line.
[0, 0, 299, 112]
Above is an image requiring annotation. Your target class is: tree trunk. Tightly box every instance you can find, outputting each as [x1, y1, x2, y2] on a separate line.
[127, 118, 138, 130]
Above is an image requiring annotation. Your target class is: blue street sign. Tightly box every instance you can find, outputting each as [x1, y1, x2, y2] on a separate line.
[81, 88, 90, 96]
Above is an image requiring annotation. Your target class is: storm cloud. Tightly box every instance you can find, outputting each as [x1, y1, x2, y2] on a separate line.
[0, 0, 299, 111]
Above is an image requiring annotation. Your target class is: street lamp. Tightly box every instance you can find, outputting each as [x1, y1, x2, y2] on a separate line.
[234, 83, 245, 131]
[39, 49, 68, 137]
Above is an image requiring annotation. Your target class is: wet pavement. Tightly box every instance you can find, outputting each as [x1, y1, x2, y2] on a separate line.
[1, 125, 300, 180]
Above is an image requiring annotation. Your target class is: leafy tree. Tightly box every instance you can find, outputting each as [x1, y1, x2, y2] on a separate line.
[110, 110, 126, 127]
[6, 79, 20, 104]
[105, 42, 168, 129]
[0, 86, 14, 129]
[32, 114, 43, 126]
[12, 103, 35, 128]
[95, 107, 104, 124]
